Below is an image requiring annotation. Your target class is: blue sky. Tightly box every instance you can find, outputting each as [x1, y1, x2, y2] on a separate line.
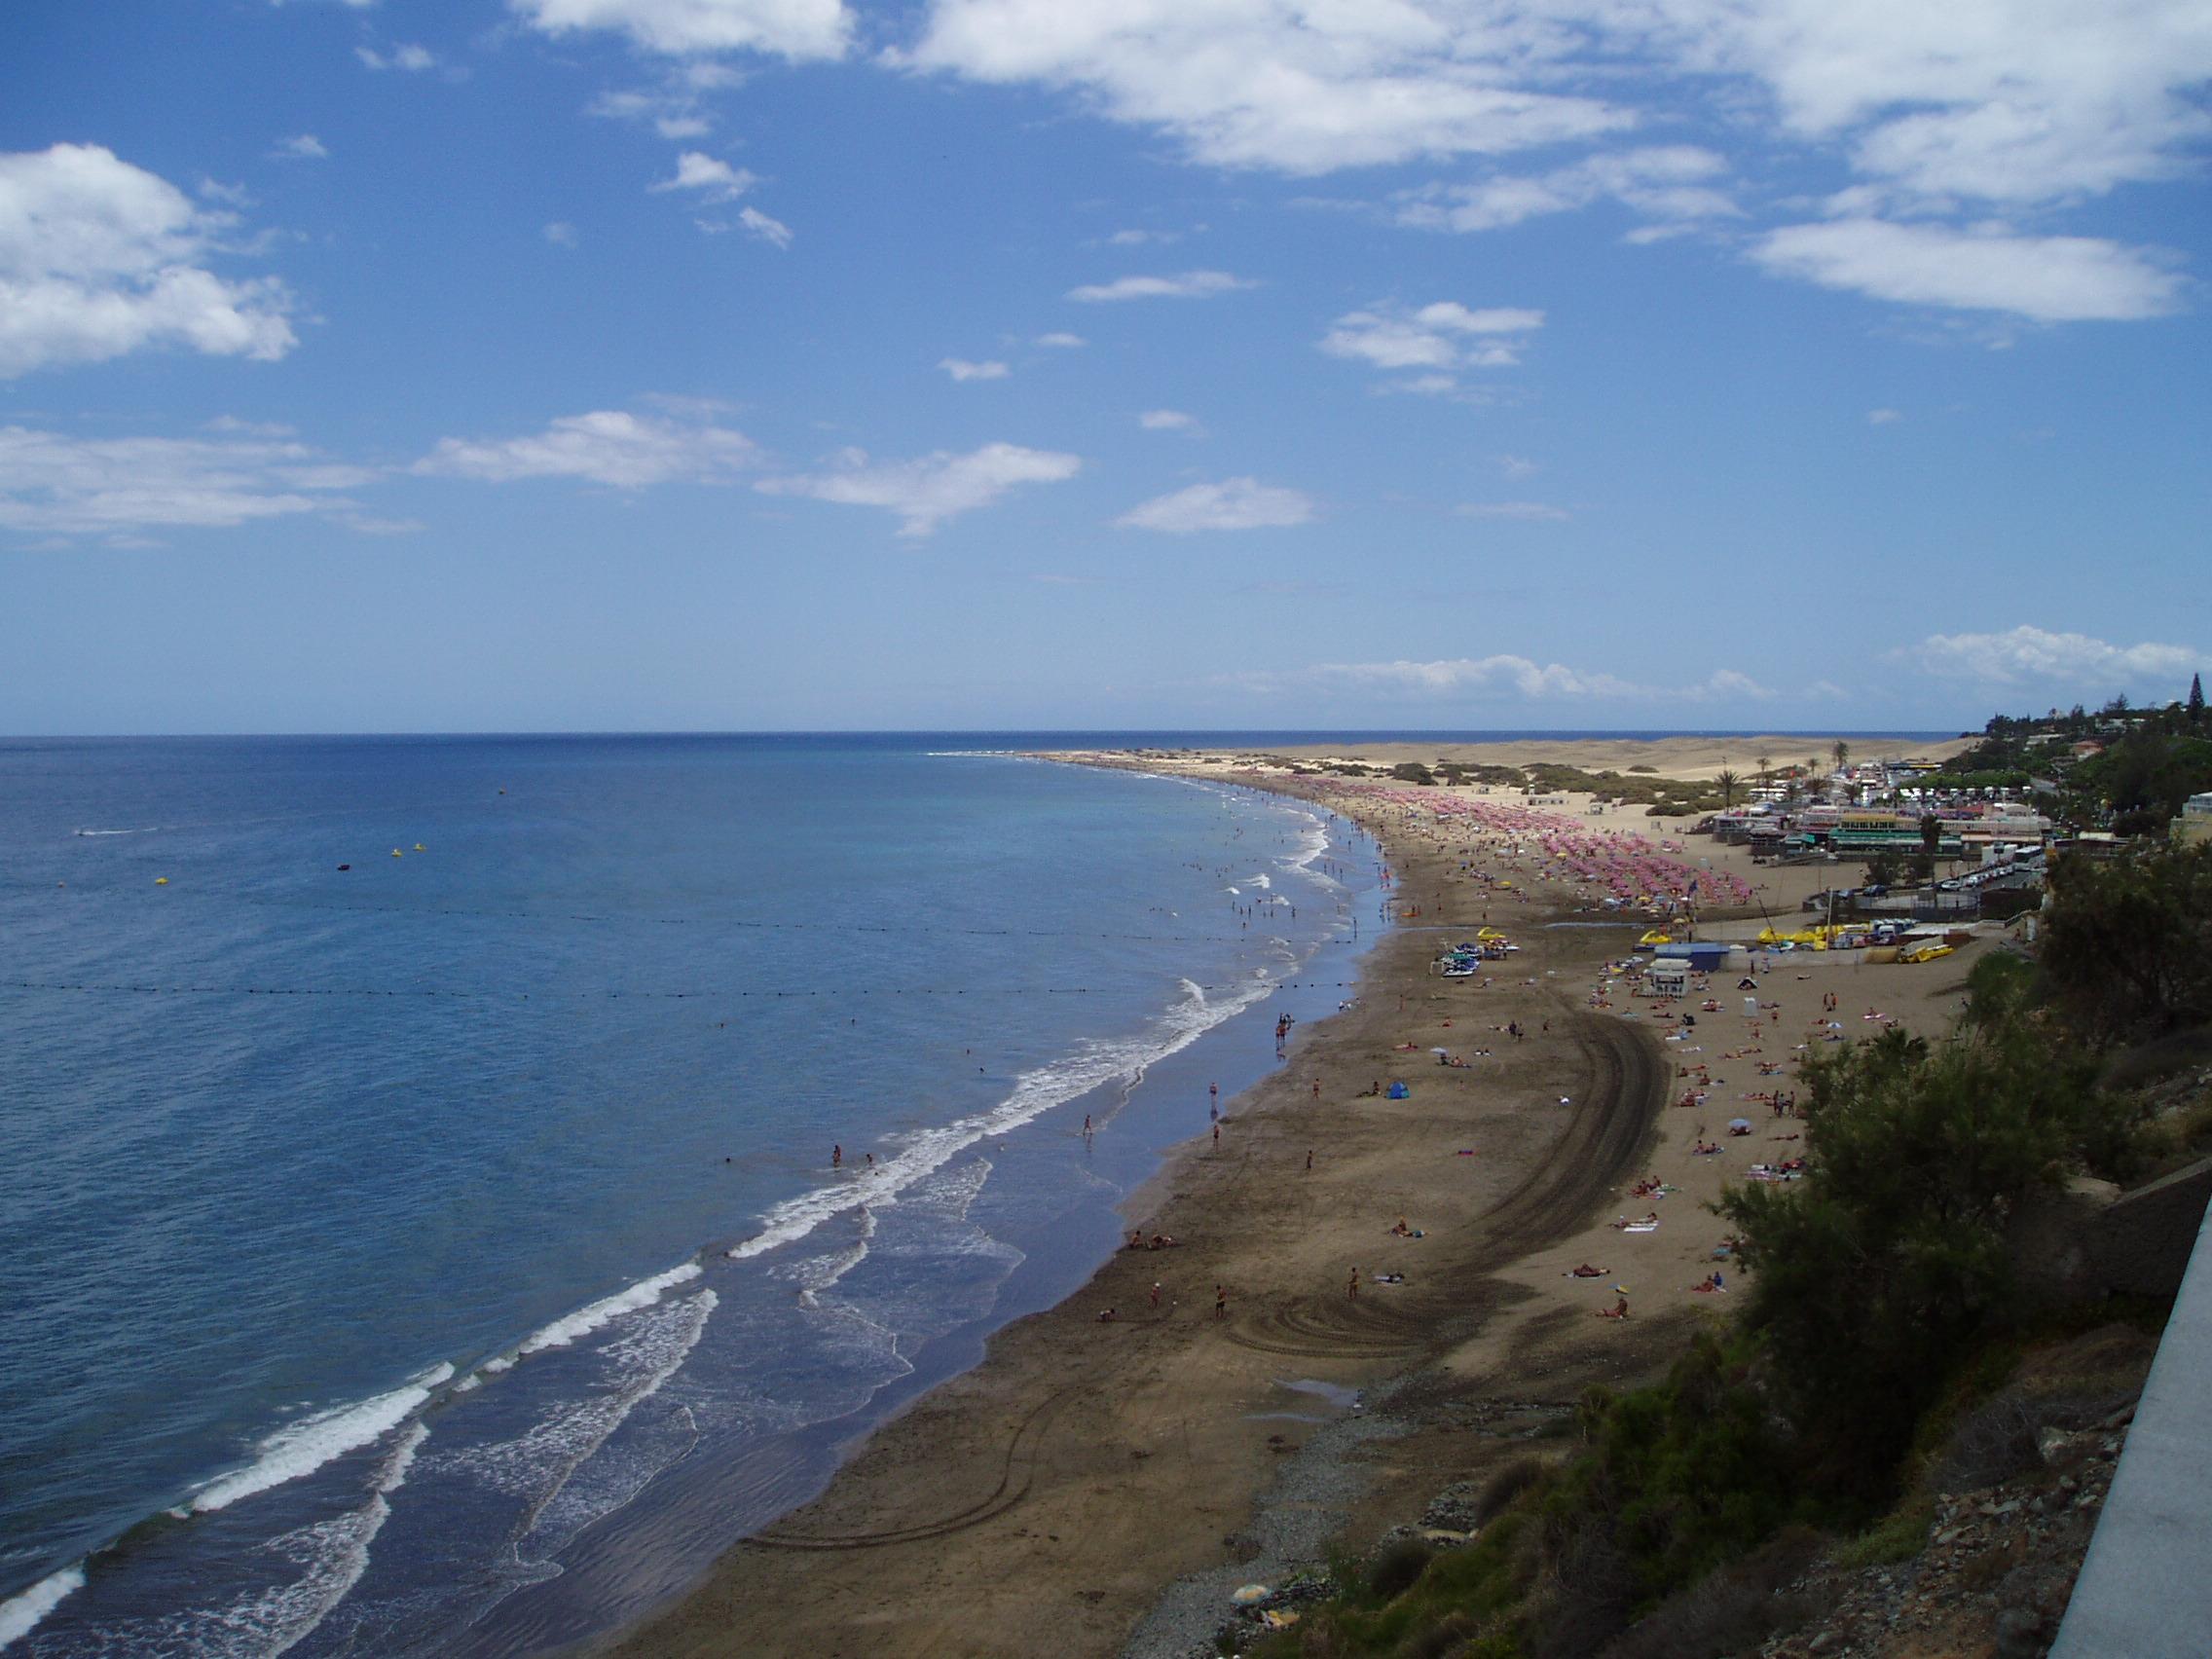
[3, 0, 2207, 734]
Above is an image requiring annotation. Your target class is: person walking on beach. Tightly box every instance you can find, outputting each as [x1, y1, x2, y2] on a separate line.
[1347, 1266, 1360, 1300]
[1212, 1122, 1221, 1148]
[831, 1143, 842, 1168]
[1214, 1284, 1227, 1320]
[1306, 1149, 1313, 1172]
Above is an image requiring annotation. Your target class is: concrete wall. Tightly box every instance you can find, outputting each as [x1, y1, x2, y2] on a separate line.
[2051, 1177, 2212, 1656]
[2011, 1161, 2212, 1306]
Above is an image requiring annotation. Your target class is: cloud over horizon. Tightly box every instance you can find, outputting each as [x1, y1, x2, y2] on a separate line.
[1911, 626, 2202, 690]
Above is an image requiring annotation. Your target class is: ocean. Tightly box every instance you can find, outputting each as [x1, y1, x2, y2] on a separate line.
[0, 733, 1389, 1655]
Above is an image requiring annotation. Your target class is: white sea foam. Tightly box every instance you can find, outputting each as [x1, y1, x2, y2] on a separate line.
[1283, 816, 1334, 876]
[259, 1420, 427, 1657]
[515, 1262, 703, 1357]
[780, 1207, 878, 1309]
[31, 1420, 434, 1659]
[728, 972, 1274, 1264]
[488, 1290, 718, 1565]
[0, 1565, 84, 1649]
[1246, 872, 1272, 890]
[191, 1364, 454, 1514]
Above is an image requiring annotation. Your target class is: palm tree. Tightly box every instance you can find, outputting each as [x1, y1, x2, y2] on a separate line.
[1715, 767, 1741, 809]
[1832, 739, 1851, 772]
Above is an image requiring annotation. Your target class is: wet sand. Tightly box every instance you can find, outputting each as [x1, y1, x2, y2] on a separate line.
[592, 752, 1983, 1659]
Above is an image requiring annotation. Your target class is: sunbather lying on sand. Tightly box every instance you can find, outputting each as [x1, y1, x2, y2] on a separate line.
[1568, 1264, 1610, 1277]
[1596, 1297, 1631, 1320]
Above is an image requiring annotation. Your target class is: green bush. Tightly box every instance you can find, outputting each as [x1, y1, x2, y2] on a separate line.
[2043, 840, 2212, 1040]
[1715, 1022, 2108, 1491]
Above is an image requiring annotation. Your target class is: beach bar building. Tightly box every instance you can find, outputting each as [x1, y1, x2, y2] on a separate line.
[1653, 940, 1734, 973]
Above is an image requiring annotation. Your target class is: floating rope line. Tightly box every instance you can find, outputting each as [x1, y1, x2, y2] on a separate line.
[2, 977, 1369, 1002]
[11, 885, 1340, 949]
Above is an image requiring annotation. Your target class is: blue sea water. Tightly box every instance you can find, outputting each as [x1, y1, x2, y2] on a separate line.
[0, 733, 1388, 1655]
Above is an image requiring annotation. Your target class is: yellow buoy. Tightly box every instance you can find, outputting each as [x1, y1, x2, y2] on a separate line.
[392, 849, 403, 858]
[155, 877, 168, 885]
[414, 843, 425, 852]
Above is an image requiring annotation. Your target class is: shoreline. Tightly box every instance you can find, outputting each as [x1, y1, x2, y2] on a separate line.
[584, 739, 1987, 1657]
[585, 760, 1685, 1657]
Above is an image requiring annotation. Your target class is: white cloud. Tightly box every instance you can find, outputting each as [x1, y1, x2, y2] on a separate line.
[511, 0, 851, 59]
[204, 416, 296, 437]
[357, 43, 438, 71]
[1911, 626, 2200, 687]
[0, 144, 296, 379]
[905, 1, 1627, 174]
[1493, 453, 1537, 478]
[1312, 655, 1637, 699]
[903, 2, 2207, 329]
[756, 441, 1081, 535]
[587, 66, 742, 137]
[1699, 668, 1773, 700]
[0, 424, 373, 537]
[1655, 0, 2212, 207]
[1295, 655, 1768, 702]
[1866, 407, 1902, 424]
[1456, 500, 1567, 521]
[939, 356, 1010, 381]
[1034, 331, 1086, 348]
[737, 205, 793, 247]
[1066, 270, 1253, 302]
[908, 2, 2212, 207]
[543, 220, 580, 246]
[591, 90, 708, 138]
[1752, 219, 2182, 322]
[416, 408, 756, 487]
[272, 134, 328, 160]
[1138, 409, 1198, 430]
[1107, 227, 1181, 245]
[1320, 300, 1543, 391]
[1394, 146, 1738, 235]
[649, 151, 756, 202]
[1118, 477, 1312, 533]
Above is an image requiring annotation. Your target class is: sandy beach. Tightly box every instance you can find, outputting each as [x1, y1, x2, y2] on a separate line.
[594, 739, 1986, 1659]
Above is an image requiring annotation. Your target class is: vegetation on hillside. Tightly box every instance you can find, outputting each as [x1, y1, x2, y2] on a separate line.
[1242, 832, 2212, 1659]
[1944, 681, 2212, 833]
